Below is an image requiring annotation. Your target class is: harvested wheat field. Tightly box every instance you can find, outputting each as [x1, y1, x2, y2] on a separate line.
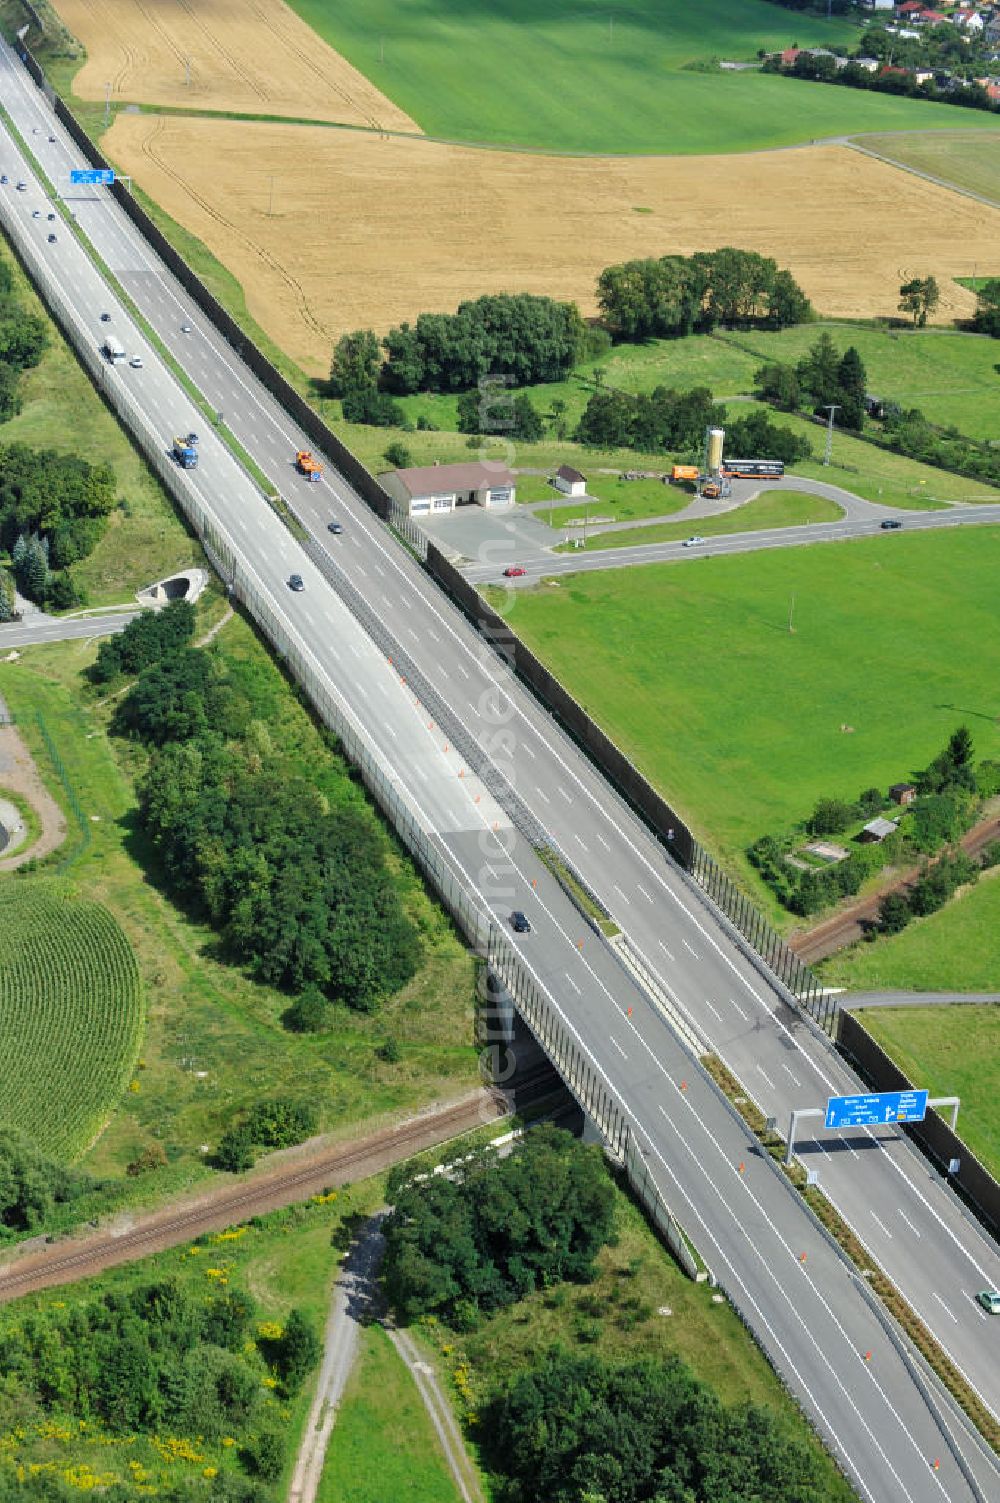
[51, 0, 416, 130]
[104, 114, 1000, 375]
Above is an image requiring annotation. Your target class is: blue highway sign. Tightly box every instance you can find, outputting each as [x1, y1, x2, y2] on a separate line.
[70, 168, 115, 185]
[825, 1090, 928, 1130]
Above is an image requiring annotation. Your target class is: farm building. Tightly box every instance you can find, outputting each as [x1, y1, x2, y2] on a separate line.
[889, 782, 917, 805]
[858, 816, 900, 844]
[553, 464, 587, 497]
[380, 461, 516, 516]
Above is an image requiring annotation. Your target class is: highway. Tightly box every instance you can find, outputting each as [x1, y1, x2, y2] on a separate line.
[2, 39, 999, 1501]
[0, 610, 137, 648]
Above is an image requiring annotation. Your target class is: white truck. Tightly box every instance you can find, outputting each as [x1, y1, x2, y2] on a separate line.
[102, 335, 126, 364]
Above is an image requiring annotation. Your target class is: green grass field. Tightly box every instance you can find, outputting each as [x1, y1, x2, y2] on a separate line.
[859, 130, 1000, 207]
[556, 488, 842, 550]
[823, 872, 1000, 998]
[0, 236, 194, 605]
[285, 0, 1000, 154]
[537, 476, 691, 529]
[714, 325, 1000, 443]
[318, 1324, 464, 1503]
[491, 530, 1000, 902]
[852, 1004, 1000, 1181]
[0, 878, 143, 1160]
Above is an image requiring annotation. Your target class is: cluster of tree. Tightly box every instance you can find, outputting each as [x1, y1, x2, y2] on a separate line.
[898, 276, 940, 329]
[92, 598, 195, 682]
[0, 253, 48, 425]
[877, 848, 984, 937]
[874, 402, 1000, 489]
[215, 1098, 318, 1173]
[0, 1270, 318, 1472]
[382, 1126, 615, 1328]
[748, 729, 988, 916]
[0, 1129, 92, 1237]
[0, 444, 117, 608]
[766, 42, 1000, 116]
[117, 633, 419, 1009]
[973, 280, 1000, 338]
[575, 384, 724, 454]
[456, 383, 544, 442]
[755, 331, 868, 429]
[330, 293, 594, 407]
[597, 248, 812, 340]
[483, 1348, 829, 1503]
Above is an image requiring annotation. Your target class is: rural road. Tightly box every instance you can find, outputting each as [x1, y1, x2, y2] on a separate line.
[0, 610, 137, 648]
[851, 992, 1000, 1010]
[0, 1091, 503, 1303]
[288, 1214, 388, 1503]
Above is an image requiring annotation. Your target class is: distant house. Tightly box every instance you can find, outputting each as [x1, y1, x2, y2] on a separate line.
[917, 9, 949, 23]
[854, 56, 881, 72]
[379, 461, 516, 517]
[553, 464, 587, 497]
[889, 782, 918, 805]
[858, 816, 900, 844]
[954, 9, 985, 32]
[862, 0, 894, 9]
[896, 0, 923, 12]
[780, 46, 802, 66]
[865, 393, 887, 418]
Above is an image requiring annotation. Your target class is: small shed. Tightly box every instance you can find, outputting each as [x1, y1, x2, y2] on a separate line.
[858, 816, 899, 844]
[889, 782, 917, 806]
[553, 464, 587, 498]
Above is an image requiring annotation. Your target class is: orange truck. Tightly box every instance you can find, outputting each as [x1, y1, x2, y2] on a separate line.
[296, 450, 323, 482]
[670, 464, 700, 483]
[700, 480, 722, 499]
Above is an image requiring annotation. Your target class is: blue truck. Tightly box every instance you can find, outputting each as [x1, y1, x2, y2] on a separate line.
[172, 435, 198, 469]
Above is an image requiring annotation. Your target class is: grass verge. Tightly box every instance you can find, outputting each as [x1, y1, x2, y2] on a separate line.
[537, 845, 621, 939]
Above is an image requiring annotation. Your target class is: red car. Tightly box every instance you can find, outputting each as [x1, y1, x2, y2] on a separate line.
[503, 565, 526, 578]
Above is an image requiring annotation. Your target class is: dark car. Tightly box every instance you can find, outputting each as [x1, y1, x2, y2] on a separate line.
[503, 565, 526, 578]
[0, 174, 7, 184]
[186, 432, 199, 447]
[100, 312, 112, 322]
[880, 519, 903, 531]
[327, 520, 343, 534]
[288, 574, 305, 592]
[510, 910, 531, 934]
[47, 233, 57, 243]
[47, 212, 55, 221]
[48, 135, 56, 143]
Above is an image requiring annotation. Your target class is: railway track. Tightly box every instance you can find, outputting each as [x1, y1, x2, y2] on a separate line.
[0, 1090, 504, 1302]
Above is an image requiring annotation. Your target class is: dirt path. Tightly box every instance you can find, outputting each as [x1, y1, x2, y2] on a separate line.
[0, 722, 67, 871]
[388, 1325, 485, 1503]
[0, 1089, 503, 1303]
[287, 1213, 387, 1503]
[790, 810, 1000, 966]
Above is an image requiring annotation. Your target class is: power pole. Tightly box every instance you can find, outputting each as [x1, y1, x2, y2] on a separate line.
[104, 79, 111, 127]
[822, 404, 840, 467]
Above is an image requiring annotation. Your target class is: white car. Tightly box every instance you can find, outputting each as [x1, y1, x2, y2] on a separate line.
[129, 355, 143, 369]
[681, 535, 706, 548]
[977, 1289, 1000, 1315]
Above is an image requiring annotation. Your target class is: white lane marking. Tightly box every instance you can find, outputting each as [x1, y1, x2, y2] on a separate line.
[730, 999, 748, 1021]
[636, 883, 654, 903]
[456, 663, 470, 679]
[757, 1065, 775, 1092]
[964, 1292, 988, 1322]
[562, 973, 581, 998]
[931, 1292, 958, 1324]
[557, 787, 572, 803]
[781, 1063, 802, 1087]
[703, 997, 723, 1023]
[613, 883, 630, 905]
[610, 1036, 628, 1060]
[574, 835, 588, 852]
[596, 831, 610, 850]
[535, 787, 550, 804]
[659, 941, 675, 962]
[384, 724, 397, 741]
[522, 741, 535, 757]
[869, 1211, 892, 1240]
[681, 938, 699, 958]
[897, 1209, 920, 1239]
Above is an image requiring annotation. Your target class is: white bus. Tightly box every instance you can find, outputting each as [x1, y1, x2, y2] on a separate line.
[102, 335, 126, 364]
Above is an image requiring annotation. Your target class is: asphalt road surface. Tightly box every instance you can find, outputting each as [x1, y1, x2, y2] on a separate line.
[0, 610, 137, 648]
[3, 42, 1000, 1502]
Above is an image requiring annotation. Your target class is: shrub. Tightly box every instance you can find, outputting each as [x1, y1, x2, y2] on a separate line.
[282, 986, 332, 1034]
[383, 440, 412, 469]
[241, 1429, 284, 1482]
